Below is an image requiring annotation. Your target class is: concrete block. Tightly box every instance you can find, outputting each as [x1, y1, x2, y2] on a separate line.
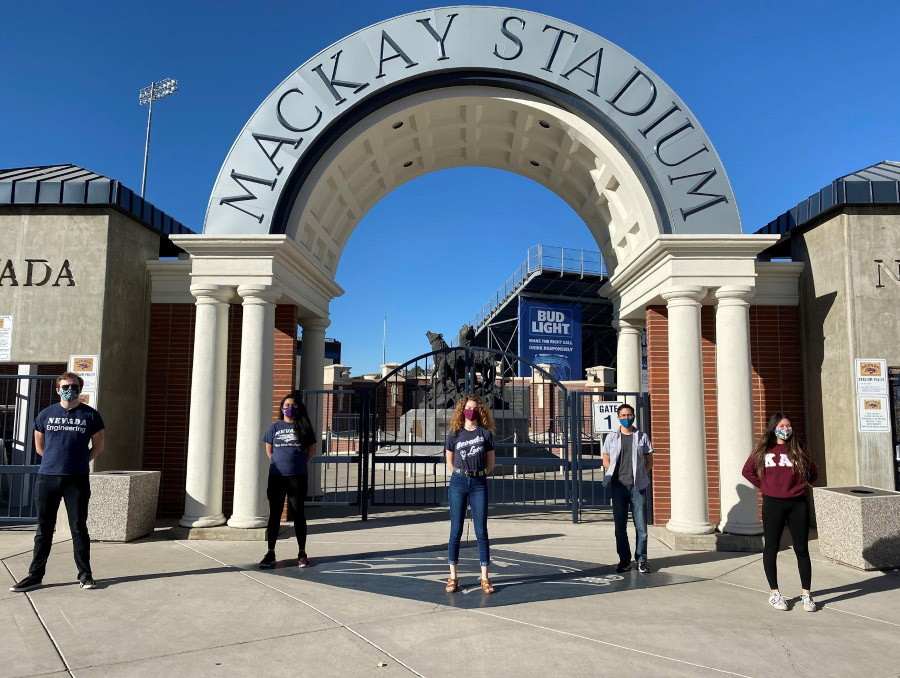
[87, 471, 160, 542]
[814, 485, 900, 570]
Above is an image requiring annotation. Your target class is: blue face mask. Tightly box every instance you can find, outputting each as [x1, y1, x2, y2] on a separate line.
[60, 385, 81, 402]
[619, 417, 634, 428]
[774, 428, 792, 441]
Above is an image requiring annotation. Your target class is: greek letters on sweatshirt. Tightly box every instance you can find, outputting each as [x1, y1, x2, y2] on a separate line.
[741, 444, 818, 499]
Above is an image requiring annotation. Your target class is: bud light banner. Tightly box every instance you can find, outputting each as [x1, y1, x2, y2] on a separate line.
[518, 300, 582, 380]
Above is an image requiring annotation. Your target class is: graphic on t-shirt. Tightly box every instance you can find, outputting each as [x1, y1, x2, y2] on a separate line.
[445, 427, 494, 472]
[263, 421, 308, 476]
[765, 453, 793, 467]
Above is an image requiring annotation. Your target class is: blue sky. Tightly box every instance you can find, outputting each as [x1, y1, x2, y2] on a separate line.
[2, 1, 897, 373]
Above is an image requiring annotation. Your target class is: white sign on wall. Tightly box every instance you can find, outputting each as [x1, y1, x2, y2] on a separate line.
[857, 396, 890, 432]
[855, 359, 888, 396]
[592, 401, 624, 434]
[68, 354, 99, 406]
[0, 315, 11, 362]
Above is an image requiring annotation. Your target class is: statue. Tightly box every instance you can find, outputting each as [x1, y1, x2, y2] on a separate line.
[423, 326, 506, 410]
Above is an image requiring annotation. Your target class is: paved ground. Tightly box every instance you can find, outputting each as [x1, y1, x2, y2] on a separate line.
[2, 508, 899, 678]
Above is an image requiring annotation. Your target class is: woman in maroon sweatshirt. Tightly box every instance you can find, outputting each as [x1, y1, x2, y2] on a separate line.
[742, 412, 818, 612]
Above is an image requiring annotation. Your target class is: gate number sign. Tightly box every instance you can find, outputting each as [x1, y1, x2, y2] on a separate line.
[592, 402, 625, 434]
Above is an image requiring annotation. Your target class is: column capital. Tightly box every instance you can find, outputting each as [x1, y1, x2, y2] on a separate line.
[612, 317, 645, 334]
[661, 285, 705, 306]
[237, 284, 281, 305]
[715, 285, 755, 306]
[299, 315, 331, 332]
[190, 284, 234, 304]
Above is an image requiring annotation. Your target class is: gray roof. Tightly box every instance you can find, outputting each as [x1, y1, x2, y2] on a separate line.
[756, 161, 900, 239]
[0, 164, 194, 254]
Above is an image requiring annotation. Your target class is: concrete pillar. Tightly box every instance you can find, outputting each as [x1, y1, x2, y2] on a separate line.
[662, 286, 714, 535]
[715, 285, 762, 535]
[228, 285, 280, 528]
[180, 284, 232, 528]
[614, 318, 643, 408]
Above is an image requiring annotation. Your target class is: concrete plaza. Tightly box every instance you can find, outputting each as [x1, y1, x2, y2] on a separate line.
[2, 508, 899, 678]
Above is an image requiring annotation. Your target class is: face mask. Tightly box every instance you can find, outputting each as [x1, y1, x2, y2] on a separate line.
[60, 385, 81, 401]
[619, 417, 634, 428]
[774, 429, 792, 441]
[282, 406, 297, 418]
[464, 408, 477, 421]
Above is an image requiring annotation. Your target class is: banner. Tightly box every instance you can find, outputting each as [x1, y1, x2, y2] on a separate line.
[518, 300, 582, 380]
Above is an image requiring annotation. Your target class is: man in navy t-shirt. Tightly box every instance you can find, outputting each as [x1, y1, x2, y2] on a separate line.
[9, 372, 105, 593]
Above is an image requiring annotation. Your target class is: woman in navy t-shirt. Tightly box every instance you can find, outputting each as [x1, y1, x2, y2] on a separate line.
[444, 394, 496, 594]
[259, 394, 317, 569]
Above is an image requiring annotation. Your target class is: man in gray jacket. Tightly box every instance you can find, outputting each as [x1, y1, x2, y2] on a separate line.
[602, 403, 654, 573]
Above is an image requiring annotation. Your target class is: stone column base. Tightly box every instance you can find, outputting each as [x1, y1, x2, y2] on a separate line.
[650, 526, 763, 552]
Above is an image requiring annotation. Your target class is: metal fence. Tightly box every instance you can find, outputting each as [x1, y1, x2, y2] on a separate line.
[0, 375, 58, 521]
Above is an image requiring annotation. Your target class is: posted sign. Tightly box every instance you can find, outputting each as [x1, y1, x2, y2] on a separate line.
[592, 401, 625, 434]
[857, 396, 890, 432]
[855, 359, 888, 396]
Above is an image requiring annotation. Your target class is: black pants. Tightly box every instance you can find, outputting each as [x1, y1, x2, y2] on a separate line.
[762, 494, 811, 591]
[29, 474, 92, 580]
[266, 472, 308, 552]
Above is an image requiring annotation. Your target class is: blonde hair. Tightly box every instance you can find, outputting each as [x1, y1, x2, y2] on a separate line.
[449, 394, 495, 434]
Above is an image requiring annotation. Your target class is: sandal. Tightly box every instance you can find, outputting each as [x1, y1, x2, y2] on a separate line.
[445, 578, 459, 593]
[480, 578, 495, 594]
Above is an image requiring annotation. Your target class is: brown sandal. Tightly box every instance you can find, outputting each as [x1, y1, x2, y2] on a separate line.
[480, 578, 495, 594]
[445, 578, 459, 593]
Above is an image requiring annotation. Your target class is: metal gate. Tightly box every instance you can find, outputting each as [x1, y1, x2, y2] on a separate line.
[0, 374, 58, 522]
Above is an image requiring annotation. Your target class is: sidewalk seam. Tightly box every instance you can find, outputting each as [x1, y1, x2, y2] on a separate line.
[176, 541, 427, 677]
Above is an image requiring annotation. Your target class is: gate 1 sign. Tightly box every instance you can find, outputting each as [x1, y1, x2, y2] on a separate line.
[592, 401, 624, 434]
[518, 300, 581, 379]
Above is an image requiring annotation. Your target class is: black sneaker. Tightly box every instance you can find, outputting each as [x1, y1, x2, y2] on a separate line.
[9, 574, 42, 592]
[79, 575, 98, 589]
[615, 561, 631, 573]
[259, 551, 276, 569]
[637, 562, 652, 574]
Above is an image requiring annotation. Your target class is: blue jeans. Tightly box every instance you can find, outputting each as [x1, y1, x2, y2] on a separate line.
[611, 483, 648, 564]
[448, 473, 490, 566]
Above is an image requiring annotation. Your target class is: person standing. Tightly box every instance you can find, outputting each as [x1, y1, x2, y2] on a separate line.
[259, 394, 317, 569]
[742, 412, 818, 612]
[9, 372, 105, 592]
[444, 395, 495, 594]
[602, 403, 654, 574]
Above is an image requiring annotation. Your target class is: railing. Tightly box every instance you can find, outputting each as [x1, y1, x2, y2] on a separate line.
[468, 245, 607, 332]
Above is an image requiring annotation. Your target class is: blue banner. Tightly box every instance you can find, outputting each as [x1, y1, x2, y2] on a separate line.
[518, 300, 582, 380]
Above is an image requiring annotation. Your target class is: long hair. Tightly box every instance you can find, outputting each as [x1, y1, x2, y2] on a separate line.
[449, 394, 495, 434]
[279, 393, 316, 446]
[749, 412, 809, 479]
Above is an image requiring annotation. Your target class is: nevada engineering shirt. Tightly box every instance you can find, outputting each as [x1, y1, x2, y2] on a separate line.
[34, 403, 105, 475]
[263, 421, 315, 475]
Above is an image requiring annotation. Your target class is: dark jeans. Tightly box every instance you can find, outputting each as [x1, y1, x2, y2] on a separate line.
[29, 474, 92, 580]
[762, 494, 811, 591]
[611, 482, 648, 564]
[266, 472, 308, 552]
[448, 473, 490, 566]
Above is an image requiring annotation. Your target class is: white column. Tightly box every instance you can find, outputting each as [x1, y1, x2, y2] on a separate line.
[228, 285, 280, 528]
[180, 284, 232, 528]
[614, 317, 643, 408]
[663, 286, 715, 535]
[715, 286, 762, 534]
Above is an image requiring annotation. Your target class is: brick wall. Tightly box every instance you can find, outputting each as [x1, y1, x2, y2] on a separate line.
[646, 304, 805, 526]
[145, 303, 298, 520]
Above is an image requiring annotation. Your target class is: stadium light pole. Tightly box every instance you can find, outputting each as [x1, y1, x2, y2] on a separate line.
[139, 78, 178, 198]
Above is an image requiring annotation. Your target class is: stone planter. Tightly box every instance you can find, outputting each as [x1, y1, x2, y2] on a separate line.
[87, 471, 161, 542]
[814, 486, 900, 570]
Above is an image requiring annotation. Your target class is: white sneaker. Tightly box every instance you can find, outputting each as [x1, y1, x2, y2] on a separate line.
[800, 594, 816, 612]
[768, 592, 788, 611]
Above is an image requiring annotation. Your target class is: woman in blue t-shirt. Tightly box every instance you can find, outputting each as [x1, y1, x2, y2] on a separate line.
[444, 394, 496, 594]
[259, 394, 317, 569]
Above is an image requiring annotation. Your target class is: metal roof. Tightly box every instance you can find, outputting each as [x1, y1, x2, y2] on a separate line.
[756, 161, 900, 251]
[0, 164, 194, 255]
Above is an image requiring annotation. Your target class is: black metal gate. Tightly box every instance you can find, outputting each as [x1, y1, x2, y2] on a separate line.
[301, 351, 651, 523]
[0, 374, 58, 522]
